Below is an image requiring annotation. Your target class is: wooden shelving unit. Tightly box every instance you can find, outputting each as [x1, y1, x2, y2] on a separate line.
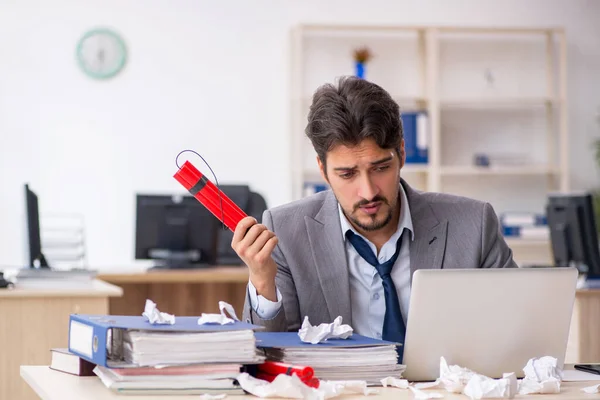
[290, 24, 568, 265]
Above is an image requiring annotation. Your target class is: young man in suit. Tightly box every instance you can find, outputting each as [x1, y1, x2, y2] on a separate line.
[232, 76, 517, 349]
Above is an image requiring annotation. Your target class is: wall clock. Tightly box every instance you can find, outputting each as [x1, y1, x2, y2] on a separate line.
[76, 28, 127, 80]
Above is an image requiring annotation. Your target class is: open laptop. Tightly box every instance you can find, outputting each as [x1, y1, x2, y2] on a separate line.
[401, 267, 578, 382]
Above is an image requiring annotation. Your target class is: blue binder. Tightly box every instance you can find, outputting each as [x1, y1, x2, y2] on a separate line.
[254, 332, 400, 348]
[68, 314, 263, 367]
[402, 111, 429, 164]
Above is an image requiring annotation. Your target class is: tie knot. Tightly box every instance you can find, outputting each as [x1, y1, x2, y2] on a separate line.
[345, 230, 403, 279]
[376, 262, 394, 278]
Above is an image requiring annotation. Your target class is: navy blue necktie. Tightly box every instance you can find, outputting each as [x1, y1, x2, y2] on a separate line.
[346, 230, 406, 363]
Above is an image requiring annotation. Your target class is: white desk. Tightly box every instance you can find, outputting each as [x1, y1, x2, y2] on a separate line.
[20, 365, 600, 400]
[1, 279, 122, 400]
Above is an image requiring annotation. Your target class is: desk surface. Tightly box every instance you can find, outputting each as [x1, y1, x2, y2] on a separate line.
[575, 287, 600, 296]
[20, 365, 600, 400]
[97, 266, 249, 284]
[0, 279, 123, 298]
[97, 268, 600, 291]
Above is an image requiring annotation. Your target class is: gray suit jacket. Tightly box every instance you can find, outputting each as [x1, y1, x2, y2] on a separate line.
[242, 179, 518, 331]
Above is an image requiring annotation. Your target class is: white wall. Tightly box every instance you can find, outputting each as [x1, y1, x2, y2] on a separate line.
[1, 0, 599, 269]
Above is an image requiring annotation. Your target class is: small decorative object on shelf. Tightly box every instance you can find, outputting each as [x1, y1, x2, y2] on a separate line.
[474, 153, 490, 167]
[353, 46, 373, 79]
[472, 152, 529, 168]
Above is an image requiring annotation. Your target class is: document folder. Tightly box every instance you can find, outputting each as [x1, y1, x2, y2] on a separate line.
[68, 314, 263, 367]
[254, 332, 404, 383]
[254, 332, 400, 348]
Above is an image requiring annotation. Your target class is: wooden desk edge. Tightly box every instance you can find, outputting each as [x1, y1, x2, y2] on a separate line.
[97, 266, 249, 284]
[0, 279, 123, 298]
[575, 288, 600, 296]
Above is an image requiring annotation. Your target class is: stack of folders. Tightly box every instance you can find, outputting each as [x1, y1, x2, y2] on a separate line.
[121, 329, 260, 366]
[254, 332, 405, 384]
[68, 314, 265, 395]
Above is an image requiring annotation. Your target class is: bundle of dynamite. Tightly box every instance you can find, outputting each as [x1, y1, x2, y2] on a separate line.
[173, 160, 247, 231]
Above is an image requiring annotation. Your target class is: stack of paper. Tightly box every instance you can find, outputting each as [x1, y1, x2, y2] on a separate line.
[123, 329, 262, 366]
[68, 313, 265, 395]
[255, 332, 405, 383]
[93, 363, 245, 396]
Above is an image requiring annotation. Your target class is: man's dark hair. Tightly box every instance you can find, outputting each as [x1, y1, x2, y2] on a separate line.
[305, 76, 403, 169]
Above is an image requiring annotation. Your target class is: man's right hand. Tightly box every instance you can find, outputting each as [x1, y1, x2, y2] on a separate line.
[231, 216, 279, 302]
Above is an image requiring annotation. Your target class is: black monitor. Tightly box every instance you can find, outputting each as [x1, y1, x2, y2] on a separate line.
[134, 194, 220, 269]
[24, 184, 50, 268]
[546, 192, 600, 278]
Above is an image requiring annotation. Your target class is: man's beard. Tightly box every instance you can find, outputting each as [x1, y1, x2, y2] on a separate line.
[345, 195, 394, 232]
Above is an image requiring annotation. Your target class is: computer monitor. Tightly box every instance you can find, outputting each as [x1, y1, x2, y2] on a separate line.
[24, 184, 50, 268]
[546, 192, 600, 278]
[134, 194, 220, 269]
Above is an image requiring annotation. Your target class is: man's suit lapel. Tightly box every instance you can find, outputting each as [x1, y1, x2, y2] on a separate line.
[302, 181, 446, 323]
[305, 191, 352, 326]
[403, 180, 448, 277]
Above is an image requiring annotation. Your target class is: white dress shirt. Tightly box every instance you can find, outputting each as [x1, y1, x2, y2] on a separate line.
[248, 184, 414, 339]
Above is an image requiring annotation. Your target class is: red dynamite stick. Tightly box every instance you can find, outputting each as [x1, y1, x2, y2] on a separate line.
[175, 177, 242, 231]
[174, 161, 247, 226]
[257, 361, 314, 380]
[173, 161, 248, 231]
[306, 377, 320, 389]
[255, 372, 276, 382]
[255, 372, 320, 389]
[173, 161, 246, 227]
[175, 163, 247, 229]
[191, 188, 240, 231]
[175, 161, 246, 221]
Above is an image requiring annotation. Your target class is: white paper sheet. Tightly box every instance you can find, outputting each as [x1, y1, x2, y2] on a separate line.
[198, 301, 240, 325]
[518, 356, 562, 395]
[463, 373, 517, 399]
[236, 373, 376, 400]
[142, 299, 175, 325]
[413, 356, 563, 399]
[438, 357, 516, 399]
[582, 383, 600, 394]
[297, 316, 353, 344]
[380, 377, 410, 389]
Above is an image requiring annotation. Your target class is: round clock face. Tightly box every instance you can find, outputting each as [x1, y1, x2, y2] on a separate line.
[76, 28, 127, 80]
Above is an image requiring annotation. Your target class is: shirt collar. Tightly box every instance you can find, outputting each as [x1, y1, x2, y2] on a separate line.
[338, 182, 414, 243]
